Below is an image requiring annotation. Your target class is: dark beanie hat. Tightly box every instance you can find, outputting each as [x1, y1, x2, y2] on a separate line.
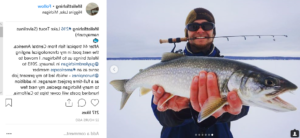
[185, 8, 216, 37]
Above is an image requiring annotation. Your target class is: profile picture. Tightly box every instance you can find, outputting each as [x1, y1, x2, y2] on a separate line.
[86, 3, 99, 16]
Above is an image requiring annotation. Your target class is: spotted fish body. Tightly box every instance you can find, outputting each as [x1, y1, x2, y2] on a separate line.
[126, 55, 237, 98]
[110, 53, 297, 123]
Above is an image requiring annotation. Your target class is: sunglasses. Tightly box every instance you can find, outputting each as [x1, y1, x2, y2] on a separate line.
[186, 22, 215, 31]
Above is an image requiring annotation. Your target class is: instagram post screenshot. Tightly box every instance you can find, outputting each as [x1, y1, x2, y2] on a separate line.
[107, 1, 300, 138]
[0, 1, 106, 138]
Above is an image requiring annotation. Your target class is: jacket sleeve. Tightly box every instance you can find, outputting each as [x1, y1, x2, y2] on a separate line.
[151, 95, 193, 127]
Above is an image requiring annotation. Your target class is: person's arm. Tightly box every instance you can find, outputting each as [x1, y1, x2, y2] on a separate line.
[151, 85, 192, 127]
[151, 95, 193, 127]
[189, 103, 249, 127]
[217, 105, 249, 122]
[151, 94, 245, 128]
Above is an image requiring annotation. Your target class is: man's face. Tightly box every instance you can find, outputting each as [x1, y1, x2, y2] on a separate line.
[187, 19, 214, 50]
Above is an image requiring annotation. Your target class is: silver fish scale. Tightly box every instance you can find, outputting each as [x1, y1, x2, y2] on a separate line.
[124, 56, 248, 98]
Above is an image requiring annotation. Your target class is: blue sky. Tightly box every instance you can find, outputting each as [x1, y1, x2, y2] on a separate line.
[107, 0, 300, 57]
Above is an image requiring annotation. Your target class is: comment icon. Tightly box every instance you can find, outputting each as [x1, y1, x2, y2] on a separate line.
[78, 98, 86, 107]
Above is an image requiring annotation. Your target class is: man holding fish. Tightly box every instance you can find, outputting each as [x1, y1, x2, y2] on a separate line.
[110, 7, 297, 138]
[151, 7, 249, 138]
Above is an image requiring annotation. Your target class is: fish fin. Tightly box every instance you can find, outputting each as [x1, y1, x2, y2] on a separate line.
[140, 87, 151, 96]
[159, 94, 175, 108]
[110, 79, 128, 92]
[197, 96, 228, 123]
[120, 92, 132, 110]
[110, 79, 132, 110]
[161, 52, 185, 62]
[221, 79, 230, 98]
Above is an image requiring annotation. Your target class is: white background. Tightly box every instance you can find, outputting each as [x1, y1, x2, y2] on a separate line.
[0, 0, 106, 138]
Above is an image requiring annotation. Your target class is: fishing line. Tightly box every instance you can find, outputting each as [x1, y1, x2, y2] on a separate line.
[159, 35, 288, 53]
[159, 35, 288, 43]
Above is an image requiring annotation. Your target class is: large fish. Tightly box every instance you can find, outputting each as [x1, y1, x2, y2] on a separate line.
[110, 53, 297, 123]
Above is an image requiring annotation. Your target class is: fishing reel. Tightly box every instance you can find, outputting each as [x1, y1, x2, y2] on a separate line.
[170, 42, 184, 54]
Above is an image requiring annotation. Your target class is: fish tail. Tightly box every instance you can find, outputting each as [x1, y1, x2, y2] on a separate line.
[110, 79, 132, 110]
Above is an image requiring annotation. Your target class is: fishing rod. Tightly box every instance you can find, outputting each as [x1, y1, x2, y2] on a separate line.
[159, 35, 288, 44]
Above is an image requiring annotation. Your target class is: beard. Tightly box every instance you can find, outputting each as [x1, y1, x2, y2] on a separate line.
[189, 38, 213, 53]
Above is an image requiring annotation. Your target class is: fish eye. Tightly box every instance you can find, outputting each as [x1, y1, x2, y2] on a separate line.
[265, 78, 276, 86]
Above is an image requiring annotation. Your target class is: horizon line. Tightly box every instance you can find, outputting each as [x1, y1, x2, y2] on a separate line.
[107, 56, 300, 60]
